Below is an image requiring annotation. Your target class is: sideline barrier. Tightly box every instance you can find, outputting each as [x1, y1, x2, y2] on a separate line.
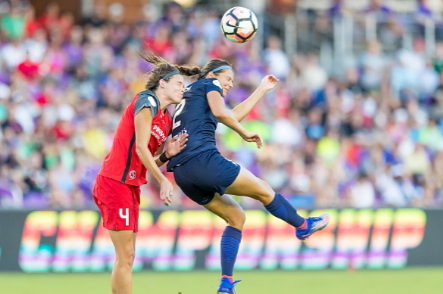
[0, 208, 442, 272]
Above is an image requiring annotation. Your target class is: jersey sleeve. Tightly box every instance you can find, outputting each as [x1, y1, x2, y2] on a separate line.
[134, 92, 159, 118]
[166, 110, 173, 136]
[204, 78, 223, 96]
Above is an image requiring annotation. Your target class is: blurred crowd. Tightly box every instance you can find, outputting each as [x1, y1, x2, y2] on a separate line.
[0, 0, 442, 210]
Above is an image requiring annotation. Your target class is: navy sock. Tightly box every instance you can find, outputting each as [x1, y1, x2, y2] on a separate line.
[265, 193, 305, 228]
[221, 226, 242, 277]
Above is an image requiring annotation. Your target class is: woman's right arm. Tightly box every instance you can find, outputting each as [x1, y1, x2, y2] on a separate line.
[207, 91, 263, 149]
[134, 107, 173, 206]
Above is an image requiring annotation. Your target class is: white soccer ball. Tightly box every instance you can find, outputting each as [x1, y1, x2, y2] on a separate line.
[220, 7, 258, 43]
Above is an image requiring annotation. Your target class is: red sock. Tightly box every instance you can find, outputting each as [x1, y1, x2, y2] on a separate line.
[296, 218, 307, 229]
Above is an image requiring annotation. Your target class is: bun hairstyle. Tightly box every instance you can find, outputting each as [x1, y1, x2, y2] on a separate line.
[197, 59, 232, 80]
[138, 47, 200, 91]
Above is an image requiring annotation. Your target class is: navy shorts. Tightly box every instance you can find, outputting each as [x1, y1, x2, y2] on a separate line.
[173, 149, 241, 205]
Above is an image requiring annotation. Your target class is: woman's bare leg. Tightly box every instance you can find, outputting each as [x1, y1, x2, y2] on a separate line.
[108, 230, 136, 294]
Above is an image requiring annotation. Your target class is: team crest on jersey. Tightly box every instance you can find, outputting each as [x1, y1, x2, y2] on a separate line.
[129, 170, 136, 180]
[213, 80, 222, 88]
[148, 96, 157, 107]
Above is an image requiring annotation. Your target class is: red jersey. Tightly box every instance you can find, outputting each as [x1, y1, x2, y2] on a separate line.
[99, 90, 172, 186]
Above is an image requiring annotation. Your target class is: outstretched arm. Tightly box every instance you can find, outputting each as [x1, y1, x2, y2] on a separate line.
[207, 91, 263, 149]
[232, 75, 279, 122]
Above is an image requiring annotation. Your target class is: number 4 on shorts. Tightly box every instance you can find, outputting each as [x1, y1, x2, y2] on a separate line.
[119, 208, 129, 226]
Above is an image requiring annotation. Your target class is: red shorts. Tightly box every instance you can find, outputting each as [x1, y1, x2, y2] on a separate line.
[93, 175, 141, 232]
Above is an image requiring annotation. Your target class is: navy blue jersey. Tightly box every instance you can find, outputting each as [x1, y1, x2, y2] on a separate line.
[167, 78, 223, 171]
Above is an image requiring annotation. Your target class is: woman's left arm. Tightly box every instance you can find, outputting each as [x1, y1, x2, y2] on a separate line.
[232, 75, 279, 122]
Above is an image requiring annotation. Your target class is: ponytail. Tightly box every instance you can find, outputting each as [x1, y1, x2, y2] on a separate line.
[138, 46, 201, 91]
[176, 65, 201, 77]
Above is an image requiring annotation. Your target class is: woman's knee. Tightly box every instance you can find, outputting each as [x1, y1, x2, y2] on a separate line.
[116, 247, 135, 268]
[254, 179, 274, 203]
[225, 208, 246, 230]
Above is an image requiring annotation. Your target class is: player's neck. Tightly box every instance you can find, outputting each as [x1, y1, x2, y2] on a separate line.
[158, 99, 168, 115]
[154, 91, 170, 115]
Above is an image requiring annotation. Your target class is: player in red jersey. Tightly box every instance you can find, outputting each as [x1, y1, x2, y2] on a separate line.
[93, 49, 199, 294]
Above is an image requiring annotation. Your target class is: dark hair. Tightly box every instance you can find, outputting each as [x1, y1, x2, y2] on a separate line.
[198, 59, 232, 80]
[138, 47, 200, 91]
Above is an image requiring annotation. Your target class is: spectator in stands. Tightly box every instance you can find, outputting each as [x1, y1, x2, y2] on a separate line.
[83, 2, 108, 28]
[264, 36, 290, 80]
[38, 2, 60, 32]
[349, 173, 376, 208]
[1, 5, 25, 39]
[360, 41, 386, 92]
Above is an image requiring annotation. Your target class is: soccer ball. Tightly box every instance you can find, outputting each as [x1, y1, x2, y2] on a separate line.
[221, 7, 258, 43]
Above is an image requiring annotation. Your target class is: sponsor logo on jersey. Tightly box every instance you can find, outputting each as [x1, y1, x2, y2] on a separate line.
[185, 86, 192, 92]
[148, 96, 157, 107]
[177, 129, 188, 138]
[213, 80, 222, 88]
[152, 125, 167, 143]
[129, 170, 136, 179]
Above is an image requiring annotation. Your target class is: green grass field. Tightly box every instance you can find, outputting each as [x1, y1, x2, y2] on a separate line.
[1, 268, 442, 294]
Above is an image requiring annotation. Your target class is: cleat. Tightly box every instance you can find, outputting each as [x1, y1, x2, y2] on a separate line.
[217, 276, 241, 294]
[296, 213, 330, 241]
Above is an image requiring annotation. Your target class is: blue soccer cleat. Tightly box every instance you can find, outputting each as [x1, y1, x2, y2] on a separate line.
[217, 276, 241, 294]
[296, 213, 330, 242]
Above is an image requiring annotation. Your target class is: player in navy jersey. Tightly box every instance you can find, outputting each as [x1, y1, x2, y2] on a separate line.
[167, 59, 330, 294]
